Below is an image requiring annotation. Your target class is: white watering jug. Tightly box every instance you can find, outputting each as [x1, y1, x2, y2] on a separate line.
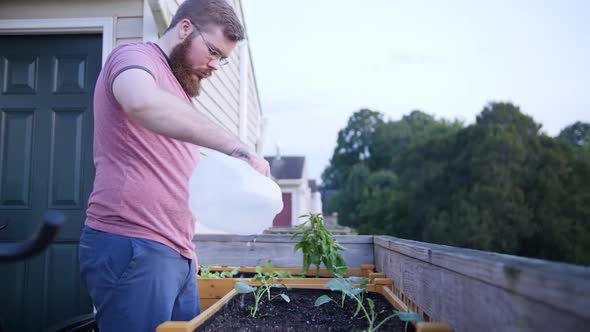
[188, 148, 283, 234]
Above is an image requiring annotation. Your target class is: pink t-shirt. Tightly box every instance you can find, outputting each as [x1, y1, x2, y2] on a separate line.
[86, 42, 199, 260]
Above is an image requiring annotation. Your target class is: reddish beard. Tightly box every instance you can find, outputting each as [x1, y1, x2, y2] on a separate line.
[169, 36, 201, 97]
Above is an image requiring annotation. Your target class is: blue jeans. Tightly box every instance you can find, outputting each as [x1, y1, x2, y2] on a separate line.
[79, 226, 200, 332]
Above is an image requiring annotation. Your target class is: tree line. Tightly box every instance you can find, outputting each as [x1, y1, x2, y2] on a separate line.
[322, 102, 590, 265]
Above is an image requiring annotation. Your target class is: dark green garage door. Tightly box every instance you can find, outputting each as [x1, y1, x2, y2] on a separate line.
[0, 34, 101, 332]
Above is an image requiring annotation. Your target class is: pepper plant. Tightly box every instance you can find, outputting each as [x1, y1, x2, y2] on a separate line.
[291, 213, 348, 277]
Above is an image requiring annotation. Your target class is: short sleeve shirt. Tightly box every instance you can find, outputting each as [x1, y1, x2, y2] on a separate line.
[86, 42, 199, 260]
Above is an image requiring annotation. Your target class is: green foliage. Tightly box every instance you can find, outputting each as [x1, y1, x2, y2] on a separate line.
[254, 261, 293, 300]
[234, 281, 266, 317]
[558, 121, 590, 147]
[234, 261, 291, 317]
[197, 266, 239, 279]
[322, 109, 385, 189]
[332, 164, 371, 228]
[324, 103, 590, 265]
[315, 276, 423, 332]
[291, 213, 348, 276]
[370, 110, 462, 173]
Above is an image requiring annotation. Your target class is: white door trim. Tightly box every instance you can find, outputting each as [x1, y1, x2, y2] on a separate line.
[142, 0, 159, 42]
[0, 17, 114, 65]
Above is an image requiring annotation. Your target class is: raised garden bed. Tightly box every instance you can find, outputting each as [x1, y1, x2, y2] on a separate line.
[181, 223, 589, 332]
[180, 216, 453, 331]
[157, 277, 453, 332]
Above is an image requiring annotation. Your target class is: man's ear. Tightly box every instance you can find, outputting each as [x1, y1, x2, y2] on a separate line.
[177, 19, 194, 40]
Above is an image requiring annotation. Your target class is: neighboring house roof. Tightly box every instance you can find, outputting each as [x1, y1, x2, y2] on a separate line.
[308, 180, 319, 192]
[264, 156, 305, 180]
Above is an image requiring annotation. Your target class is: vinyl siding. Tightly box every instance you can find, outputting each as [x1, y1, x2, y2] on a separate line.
[115, 16, 143, 46]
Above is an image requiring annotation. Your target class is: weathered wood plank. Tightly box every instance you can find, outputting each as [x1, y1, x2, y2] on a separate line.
[157, 289, 239, 332]
[194, 234, 374, 243]
[193, 234, 374, 268]
[204, 266, 366, 278]
[375, 236, 590, 332]
[198, 278, 244, 300]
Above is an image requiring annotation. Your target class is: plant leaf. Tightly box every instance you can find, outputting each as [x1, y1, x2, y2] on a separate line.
[326, 279, 348, 291]
[347, 276, 367, 283]
[367, 298, 375, 311]
[396, 312, 424, 322]
[351, 287, 364, 297]
[234, 281, 256, 293]
[314, 295, 332, 306]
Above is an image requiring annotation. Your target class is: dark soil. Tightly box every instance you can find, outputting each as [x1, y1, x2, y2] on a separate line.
[196, 288, 416, 332]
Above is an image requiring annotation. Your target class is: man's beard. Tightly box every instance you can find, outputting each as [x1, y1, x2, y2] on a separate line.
[169, 37, 201, 97]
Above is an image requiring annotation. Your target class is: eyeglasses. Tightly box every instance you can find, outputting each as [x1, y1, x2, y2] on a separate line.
[191, 23, 229, 66]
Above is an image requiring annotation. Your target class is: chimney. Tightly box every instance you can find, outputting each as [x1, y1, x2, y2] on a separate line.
[275, 141, 281, 160]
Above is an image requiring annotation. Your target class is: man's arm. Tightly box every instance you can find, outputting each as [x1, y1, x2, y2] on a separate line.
[112, 68, 269, 176]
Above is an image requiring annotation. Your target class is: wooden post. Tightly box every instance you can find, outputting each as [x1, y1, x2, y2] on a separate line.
[369, 272, 386, 283]
[360, 263, 375, 278]
[416, 322, 454, 332]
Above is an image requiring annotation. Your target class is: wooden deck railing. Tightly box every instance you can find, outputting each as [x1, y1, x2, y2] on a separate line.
[374, 236, 590, 332]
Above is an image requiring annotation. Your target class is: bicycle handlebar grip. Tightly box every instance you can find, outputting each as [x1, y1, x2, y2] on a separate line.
[0, 210, 65, 262]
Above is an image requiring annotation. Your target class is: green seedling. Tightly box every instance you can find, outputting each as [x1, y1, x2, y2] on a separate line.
[197, 265, 240, 279]
[235, 281, 266, 317]
[234, 281, 290, 318]
[396, 312, 425, 332]
[315, 276, 423, 332]
[255, 261, 279, 301]
[291, 213, 348, 277]
[234, 261, 292, 317]
[254, 261, 297, 300]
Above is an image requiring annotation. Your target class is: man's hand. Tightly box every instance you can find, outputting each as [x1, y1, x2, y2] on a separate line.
[230, 147, 271, 177]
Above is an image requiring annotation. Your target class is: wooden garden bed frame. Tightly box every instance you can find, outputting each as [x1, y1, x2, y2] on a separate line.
[158, 275, 453, 332]
[198, 264, 376, 311]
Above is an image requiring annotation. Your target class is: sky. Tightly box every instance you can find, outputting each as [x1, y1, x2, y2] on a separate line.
[241, 0, 590, 183]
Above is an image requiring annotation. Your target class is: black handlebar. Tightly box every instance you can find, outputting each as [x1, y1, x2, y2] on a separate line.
[0, 210, 65, 262]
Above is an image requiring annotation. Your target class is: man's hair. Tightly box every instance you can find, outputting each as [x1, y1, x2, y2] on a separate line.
[167, 0, 245, 42]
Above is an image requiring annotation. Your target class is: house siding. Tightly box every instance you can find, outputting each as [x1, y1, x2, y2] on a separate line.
[115, 16, 143, 46]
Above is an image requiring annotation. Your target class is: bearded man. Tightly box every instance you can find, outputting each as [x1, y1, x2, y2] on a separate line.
[78, 1, 270, 331]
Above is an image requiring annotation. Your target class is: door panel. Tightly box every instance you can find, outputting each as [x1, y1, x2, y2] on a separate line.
[273, 192, 293, 227]
[0, 34, 101, 332]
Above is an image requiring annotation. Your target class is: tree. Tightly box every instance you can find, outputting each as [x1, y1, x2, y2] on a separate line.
[369, 110, 462, 173]
[329, 163, 371, 228]
[419, 103, 538, 253]
[323, 102, 590, 265]
[355, 170, 408, 236]
[321, 109, 384, 190]
[559, 121, 590, 147]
